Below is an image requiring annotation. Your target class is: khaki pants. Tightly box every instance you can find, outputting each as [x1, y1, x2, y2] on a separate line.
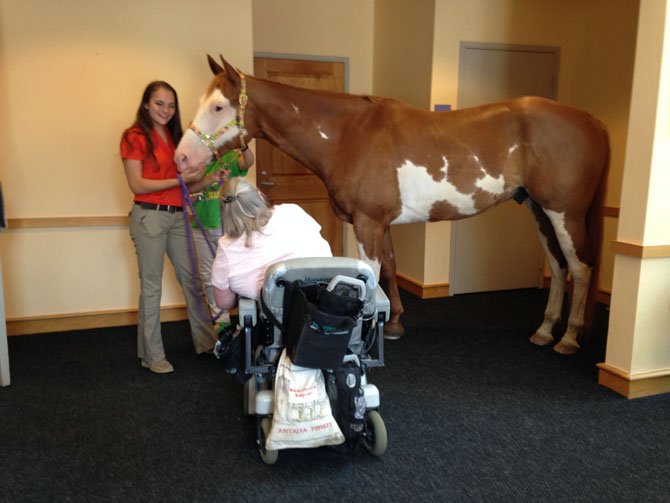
[129, 204, 216, 365]
[193, 227, 230, 326]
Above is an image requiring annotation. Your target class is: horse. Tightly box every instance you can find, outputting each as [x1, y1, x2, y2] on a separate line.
[175, 55, 610, 355]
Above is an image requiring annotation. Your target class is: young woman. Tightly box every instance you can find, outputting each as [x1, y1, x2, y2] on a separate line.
[120, 81, 216, 374]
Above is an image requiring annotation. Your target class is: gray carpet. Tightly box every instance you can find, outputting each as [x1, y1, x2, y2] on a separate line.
[1, 288, 668, 502]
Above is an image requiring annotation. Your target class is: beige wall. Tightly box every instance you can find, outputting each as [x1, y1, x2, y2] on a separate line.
[252, 0, 375, 258]
[374, 0, 436, 283]
[425, 0, 638, 288]
[0, 0, 642, 324]
[252, 0, 374, 96]
[362, 0, 638, 288]
[0, 0, 253, 318]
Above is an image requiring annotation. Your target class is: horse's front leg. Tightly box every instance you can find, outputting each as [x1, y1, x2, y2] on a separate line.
[353, 219, 405, 340]
[380, 227, 404, 339]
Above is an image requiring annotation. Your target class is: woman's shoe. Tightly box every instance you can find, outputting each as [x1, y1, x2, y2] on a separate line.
[141, 358, 174, 374]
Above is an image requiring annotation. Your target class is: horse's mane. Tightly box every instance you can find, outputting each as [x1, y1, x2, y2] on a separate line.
[250, 75, 403, 108]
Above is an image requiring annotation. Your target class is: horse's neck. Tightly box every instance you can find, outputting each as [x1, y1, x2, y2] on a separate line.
[251, 79, 359, 176]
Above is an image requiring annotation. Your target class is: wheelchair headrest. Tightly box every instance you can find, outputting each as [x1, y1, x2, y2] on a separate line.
[261, 257, 378, 314]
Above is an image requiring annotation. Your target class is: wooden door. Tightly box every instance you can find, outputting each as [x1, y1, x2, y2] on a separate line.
[450, 43, 560, 295]
[253, 57, 345, 255]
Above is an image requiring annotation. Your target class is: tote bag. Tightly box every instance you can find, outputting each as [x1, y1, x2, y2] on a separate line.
[266, 349, 344, 450]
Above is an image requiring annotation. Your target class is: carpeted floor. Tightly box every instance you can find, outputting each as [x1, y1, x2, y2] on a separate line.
[1, 288, 668, 502]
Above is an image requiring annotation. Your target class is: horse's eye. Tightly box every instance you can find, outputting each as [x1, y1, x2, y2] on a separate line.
[214, 105, 224, 112]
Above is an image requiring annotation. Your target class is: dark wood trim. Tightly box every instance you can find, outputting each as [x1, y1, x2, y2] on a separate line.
[603, 206, 620, 218]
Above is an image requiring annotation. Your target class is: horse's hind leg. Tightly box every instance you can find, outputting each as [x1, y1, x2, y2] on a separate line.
[543, 209, 593, 355]
[527, 199, 569, 346]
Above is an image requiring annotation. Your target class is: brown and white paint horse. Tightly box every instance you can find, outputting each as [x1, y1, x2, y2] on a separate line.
[175, 56, 609, 355]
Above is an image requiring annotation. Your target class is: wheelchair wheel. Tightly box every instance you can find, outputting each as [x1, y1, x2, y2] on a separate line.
[259, 416, 278, 465]
[363, 410, 387, 457]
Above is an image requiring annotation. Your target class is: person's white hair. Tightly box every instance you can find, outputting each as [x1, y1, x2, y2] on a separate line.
[219, 177, 272, 247]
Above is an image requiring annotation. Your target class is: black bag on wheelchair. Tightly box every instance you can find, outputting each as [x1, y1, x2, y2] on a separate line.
[283, 280, 363, 369]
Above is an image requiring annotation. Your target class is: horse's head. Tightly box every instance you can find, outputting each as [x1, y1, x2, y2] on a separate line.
[174, 55, 250, 172]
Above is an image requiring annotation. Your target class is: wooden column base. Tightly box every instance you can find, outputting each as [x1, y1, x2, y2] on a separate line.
[395, 273, 449, 299]
[597, 363, 670, 399]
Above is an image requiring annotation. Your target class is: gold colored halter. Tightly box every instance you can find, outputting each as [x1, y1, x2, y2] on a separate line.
[188, 72, 248, 159]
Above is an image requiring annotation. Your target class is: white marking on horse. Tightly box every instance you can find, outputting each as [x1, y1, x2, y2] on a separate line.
[193, 89, 240, 144]
[543, 210, 582, 266]
[508, 144, 519, 156]
[468, 153, 506, 194]
[542, 208, 592, 351]
[318, 127, 329, 140]
[475, 169, 506, 195]
[291, 103, 300, 114]
[356, 243, 381, 279]
[175, 89, 241, 167]
[392, 158, 476, 224]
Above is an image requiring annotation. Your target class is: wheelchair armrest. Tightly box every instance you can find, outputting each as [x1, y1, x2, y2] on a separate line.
[238, 297, 258, 326]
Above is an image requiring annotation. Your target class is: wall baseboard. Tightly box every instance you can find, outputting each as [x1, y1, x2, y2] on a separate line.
[597, 363, 670, 399]
[396, 273, 449, 299]
[398, 274, 611, 305]
[6, 275, 611, 336]
[7, 306, 189, 336]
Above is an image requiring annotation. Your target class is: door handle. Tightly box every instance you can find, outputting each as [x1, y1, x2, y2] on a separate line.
[259, 181, 276, 187]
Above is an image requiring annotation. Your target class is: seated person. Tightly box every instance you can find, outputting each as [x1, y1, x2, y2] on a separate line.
[211, 177, 332, 310]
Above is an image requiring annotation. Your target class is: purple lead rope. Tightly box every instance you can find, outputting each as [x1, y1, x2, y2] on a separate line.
[178, 175, 226, 325]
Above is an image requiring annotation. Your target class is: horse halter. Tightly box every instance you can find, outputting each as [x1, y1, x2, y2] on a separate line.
[188, 72, 248, 160]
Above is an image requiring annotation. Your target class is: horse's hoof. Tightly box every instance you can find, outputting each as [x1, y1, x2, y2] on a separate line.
[384, 322, 404, 340]
[529, 331, 553, 346]
[553, 340, 580, 355]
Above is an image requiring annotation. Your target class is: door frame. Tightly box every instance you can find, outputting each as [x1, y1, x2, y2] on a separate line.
[254, 52, 350, 92]
[456, 42, 560, 106]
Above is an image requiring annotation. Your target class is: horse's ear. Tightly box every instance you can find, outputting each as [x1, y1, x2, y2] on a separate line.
[207, 54, 224, 75]
[219, 55, 241, 84]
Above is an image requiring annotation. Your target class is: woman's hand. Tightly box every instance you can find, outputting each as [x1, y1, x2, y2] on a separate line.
[214, 286, 237, 310]
[180, 161, 207, 184]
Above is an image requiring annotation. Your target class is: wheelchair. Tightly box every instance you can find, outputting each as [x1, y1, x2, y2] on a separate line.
[235, 257, 389, 465]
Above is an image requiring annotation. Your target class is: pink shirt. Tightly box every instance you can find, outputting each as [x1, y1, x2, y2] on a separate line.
[211, 204, 333, 300]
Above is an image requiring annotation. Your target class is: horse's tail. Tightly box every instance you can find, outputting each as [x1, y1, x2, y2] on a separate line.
[583, 124, 611, 339]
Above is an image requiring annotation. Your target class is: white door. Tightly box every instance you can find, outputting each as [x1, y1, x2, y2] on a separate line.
[449, 43, 560, 295]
